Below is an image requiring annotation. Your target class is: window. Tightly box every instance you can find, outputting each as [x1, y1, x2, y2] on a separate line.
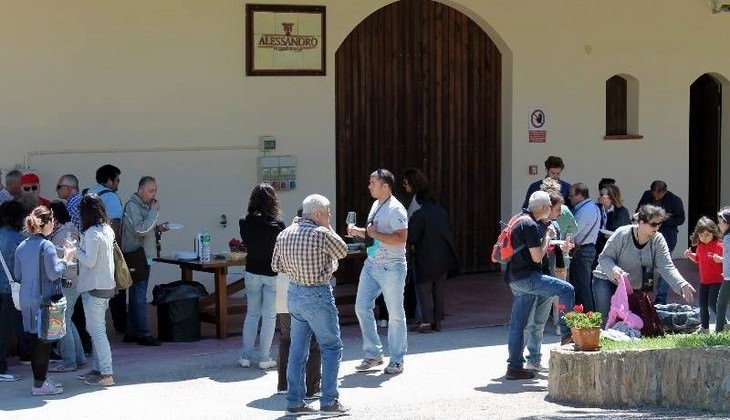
[605, 74, 642, 139]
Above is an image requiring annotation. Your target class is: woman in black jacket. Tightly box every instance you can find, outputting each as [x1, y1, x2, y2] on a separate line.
[238, 184, 285, 370]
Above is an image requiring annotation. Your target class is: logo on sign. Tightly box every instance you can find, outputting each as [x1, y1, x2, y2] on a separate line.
[257, 23, 320, 52]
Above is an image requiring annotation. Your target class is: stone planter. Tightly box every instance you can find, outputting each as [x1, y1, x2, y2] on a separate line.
[548, 346, 730, 413]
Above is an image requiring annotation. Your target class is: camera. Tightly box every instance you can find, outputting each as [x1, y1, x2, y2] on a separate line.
[641, 266, 655, 292]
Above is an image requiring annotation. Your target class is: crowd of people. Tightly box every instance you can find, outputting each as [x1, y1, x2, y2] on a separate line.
[0, 164, 168, 395]
[0, 157, 725, 414]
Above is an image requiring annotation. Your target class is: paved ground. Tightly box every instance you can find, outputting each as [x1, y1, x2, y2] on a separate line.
[0, 323, 724, 419]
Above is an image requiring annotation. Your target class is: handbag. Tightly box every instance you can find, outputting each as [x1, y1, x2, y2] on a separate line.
[0, 249, 21, 311]
[628, 289, 664, 337]
[112, 241, 133, 291]
[36, 250, 67, 342]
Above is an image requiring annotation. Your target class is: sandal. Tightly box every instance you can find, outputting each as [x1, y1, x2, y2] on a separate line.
[48, 364, 77, 373]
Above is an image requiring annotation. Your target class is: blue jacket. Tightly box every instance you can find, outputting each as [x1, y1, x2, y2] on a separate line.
[14, 235, 68, 333]
[0, 227, 24, 295]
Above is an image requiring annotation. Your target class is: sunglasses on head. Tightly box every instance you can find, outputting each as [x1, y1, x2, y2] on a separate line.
[22, 185, 39, 192]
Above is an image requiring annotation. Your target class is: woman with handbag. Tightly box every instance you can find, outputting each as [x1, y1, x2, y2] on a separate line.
[14, 205, 75, 395]
[75, 194, 116, 387]
[592, 205, 696, 332]
[0, 201, 27, 382]
[47, 201, 86, 372]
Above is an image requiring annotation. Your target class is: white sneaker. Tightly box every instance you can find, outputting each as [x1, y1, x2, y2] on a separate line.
[258, 359, 277, 370]
[377, 319, 388, 328]
[238, 358, 251, 368]
[524, 362, 548, 373]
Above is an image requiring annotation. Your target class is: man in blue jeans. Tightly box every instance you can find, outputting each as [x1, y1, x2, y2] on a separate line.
[505, 191, 575, 380]
[568, 182, 601, 312]
[271, 194, 350, 416]
[349, 169, 409, 375]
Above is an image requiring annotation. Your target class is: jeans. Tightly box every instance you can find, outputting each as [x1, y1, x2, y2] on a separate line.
[286, 283, 342, 408]
[82, 293, 113, 375]
[655, 236, 677, 304]
[592, 276, 617, 328]
[0, 293, 13, 373]
[59, 286, 86, 368]
[699, 283, 722, 329]
[241, 272, 277, 361]
[523, 295, 553, 365]
[127, 278, 151, 337]
[569, 245, 596, 312]
[507, 271, 574, 369]
[355, 260, 408, 363]
[715, 281, 730, 332]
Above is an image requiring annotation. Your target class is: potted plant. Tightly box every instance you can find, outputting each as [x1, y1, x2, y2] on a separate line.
[227, 238, 247, 261]
[559, 304, 602, 351]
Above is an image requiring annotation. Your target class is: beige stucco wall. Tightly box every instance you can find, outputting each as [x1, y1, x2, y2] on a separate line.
[2, 0, 729, 293]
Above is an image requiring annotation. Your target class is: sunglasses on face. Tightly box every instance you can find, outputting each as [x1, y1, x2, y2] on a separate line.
[22, 185, 38, 192]
[648, 221, 662, 228]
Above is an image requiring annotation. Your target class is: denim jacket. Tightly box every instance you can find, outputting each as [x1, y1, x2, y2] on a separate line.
[0, 227, 24, 295]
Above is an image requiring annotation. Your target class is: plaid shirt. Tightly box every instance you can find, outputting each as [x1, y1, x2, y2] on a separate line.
[271, 218, 348, 286]
[66, 193, 82, 230]
[0, 189, 13, 204]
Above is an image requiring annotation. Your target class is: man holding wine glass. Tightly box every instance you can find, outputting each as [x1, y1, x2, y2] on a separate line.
[348, 168, 409, 375]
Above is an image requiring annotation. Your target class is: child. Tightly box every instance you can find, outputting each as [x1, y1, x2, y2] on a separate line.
[715, 207, 730, 332]
[683, 216, 724, 332]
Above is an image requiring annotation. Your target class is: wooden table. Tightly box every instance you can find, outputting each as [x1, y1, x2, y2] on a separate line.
[154, 256, 246, 339]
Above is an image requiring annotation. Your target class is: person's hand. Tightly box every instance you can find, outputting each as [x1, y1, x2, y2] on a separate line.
[681, 284, 696, 303]
[712, 253, 723, 263]
[152, 199, 161, 211]
[560, 240, 575, 253]
[62, 244, 76, 263]
[546, 225, 557, 240]
[365, 224, 378, 238]
[683, 248, 694, 259]
[158, 222, 170, 233]
[611, 265, 627, 283]
[348, 225, 366, 238]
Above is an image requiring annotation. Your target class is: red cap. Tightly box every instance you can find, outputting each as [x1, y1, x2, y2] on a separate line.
[20, 173, 40, 185]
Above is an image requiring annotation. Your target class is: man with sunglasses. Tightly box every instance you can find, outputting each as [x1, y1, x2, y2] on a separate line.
[20, 173, 50, 206]
[0, 169, 23, 204]
[635, 180, 685, 304]
[56, 174, 82, 229]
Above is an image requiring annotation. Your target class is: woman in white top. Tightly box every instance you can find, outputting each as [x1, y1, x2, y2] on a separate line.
[75, 194, 116, 387]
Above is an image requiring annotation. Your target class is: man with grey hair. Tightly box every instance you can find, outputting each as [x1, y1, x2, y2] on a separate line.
[503, 190, 574, 380]
[0, 169, 23, 203]
[272, 194, 349, 416]
[56, 174, 82, 229]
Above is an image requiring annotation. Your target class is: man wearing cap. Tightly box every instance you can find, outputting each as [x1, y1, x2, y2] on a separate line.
[0, 170, 23, 203]
[635, 180, 685, 304]
[19, 173, 50, 207]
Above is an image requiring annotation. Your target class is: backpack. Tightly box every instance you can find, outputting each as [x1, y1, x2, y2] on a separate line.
[491, 214, 530, 264]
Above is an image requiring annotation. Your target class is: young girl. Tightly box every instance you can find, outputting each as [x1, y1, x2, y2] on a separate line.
[683, 216, 724, 332]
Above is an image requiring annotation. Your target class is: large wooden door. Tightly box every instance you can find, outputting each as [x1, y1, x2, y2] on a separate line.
[335, 0, 501, 273]
[689, 74, 721, 238]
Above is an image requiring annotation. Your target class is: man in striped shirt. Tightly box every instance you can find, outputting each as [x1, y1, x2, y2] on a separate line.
[271, 194, 349, 416]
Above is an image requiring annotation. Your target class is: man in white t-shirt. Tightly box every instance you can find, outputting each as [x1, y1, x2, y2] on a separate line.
[348, 169, 408, 374]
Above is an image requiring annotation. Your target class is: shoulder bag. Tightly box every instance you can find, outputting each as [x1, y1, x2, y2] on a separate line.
[0, 249, 21, 310]
[121, 201, 150, 283]
[36, 248, 67, 341]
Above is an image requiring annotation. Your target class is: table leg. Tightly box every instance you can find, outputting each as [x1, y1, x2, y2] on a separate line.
[181, 267, 193, 282]
[215, 268, 228, 339]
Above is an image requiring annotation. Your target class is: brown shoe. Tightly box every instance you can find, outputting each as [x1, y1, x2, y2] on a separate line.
[505, 367, 535, 380]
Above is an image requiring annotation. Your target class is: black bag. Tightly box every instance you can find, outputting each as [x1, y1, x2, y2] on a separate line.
[123, 247, 150, 283]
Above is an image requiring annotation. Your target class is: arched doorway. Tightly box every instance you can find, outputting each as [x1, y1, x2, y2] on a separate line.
[335, 0, 502, 272]
[688, 74, 722, 236]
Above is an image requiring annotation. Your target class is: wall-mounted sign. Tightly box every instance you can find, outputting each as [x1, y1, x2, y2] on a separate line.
[246, 4, 326, 76]
[258, 155, 297, 191]
[528, 107, 547, 143]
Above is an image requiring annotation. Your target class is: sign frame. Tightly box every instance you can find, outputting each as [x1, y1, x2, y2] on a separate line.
[245, 4, 326, 76]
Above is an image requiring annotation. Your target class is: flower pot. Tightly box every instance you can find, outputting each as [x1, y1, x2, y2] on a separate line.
[570, 327, 601, 351]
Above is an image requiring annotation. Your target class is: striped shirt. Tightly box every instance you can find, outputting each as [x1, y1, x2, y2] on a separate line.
[0, 189, 13, 204]
[271, 218, 348, 286]
[66, 193, 82, 230]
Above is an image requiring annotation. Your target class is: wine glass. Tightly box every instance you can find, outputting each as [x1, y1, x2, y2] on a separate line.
[346, 211, 357, 228]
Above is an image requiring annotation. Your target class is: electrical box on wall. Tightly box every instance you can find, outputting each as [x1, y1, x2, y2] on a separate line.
[258, 155, 296, 191]
[259, 136, 277, 152]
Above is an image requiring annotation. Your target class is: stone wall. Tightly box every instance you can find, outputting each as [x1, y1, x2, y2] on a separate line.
[548, 346, 730, 412]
